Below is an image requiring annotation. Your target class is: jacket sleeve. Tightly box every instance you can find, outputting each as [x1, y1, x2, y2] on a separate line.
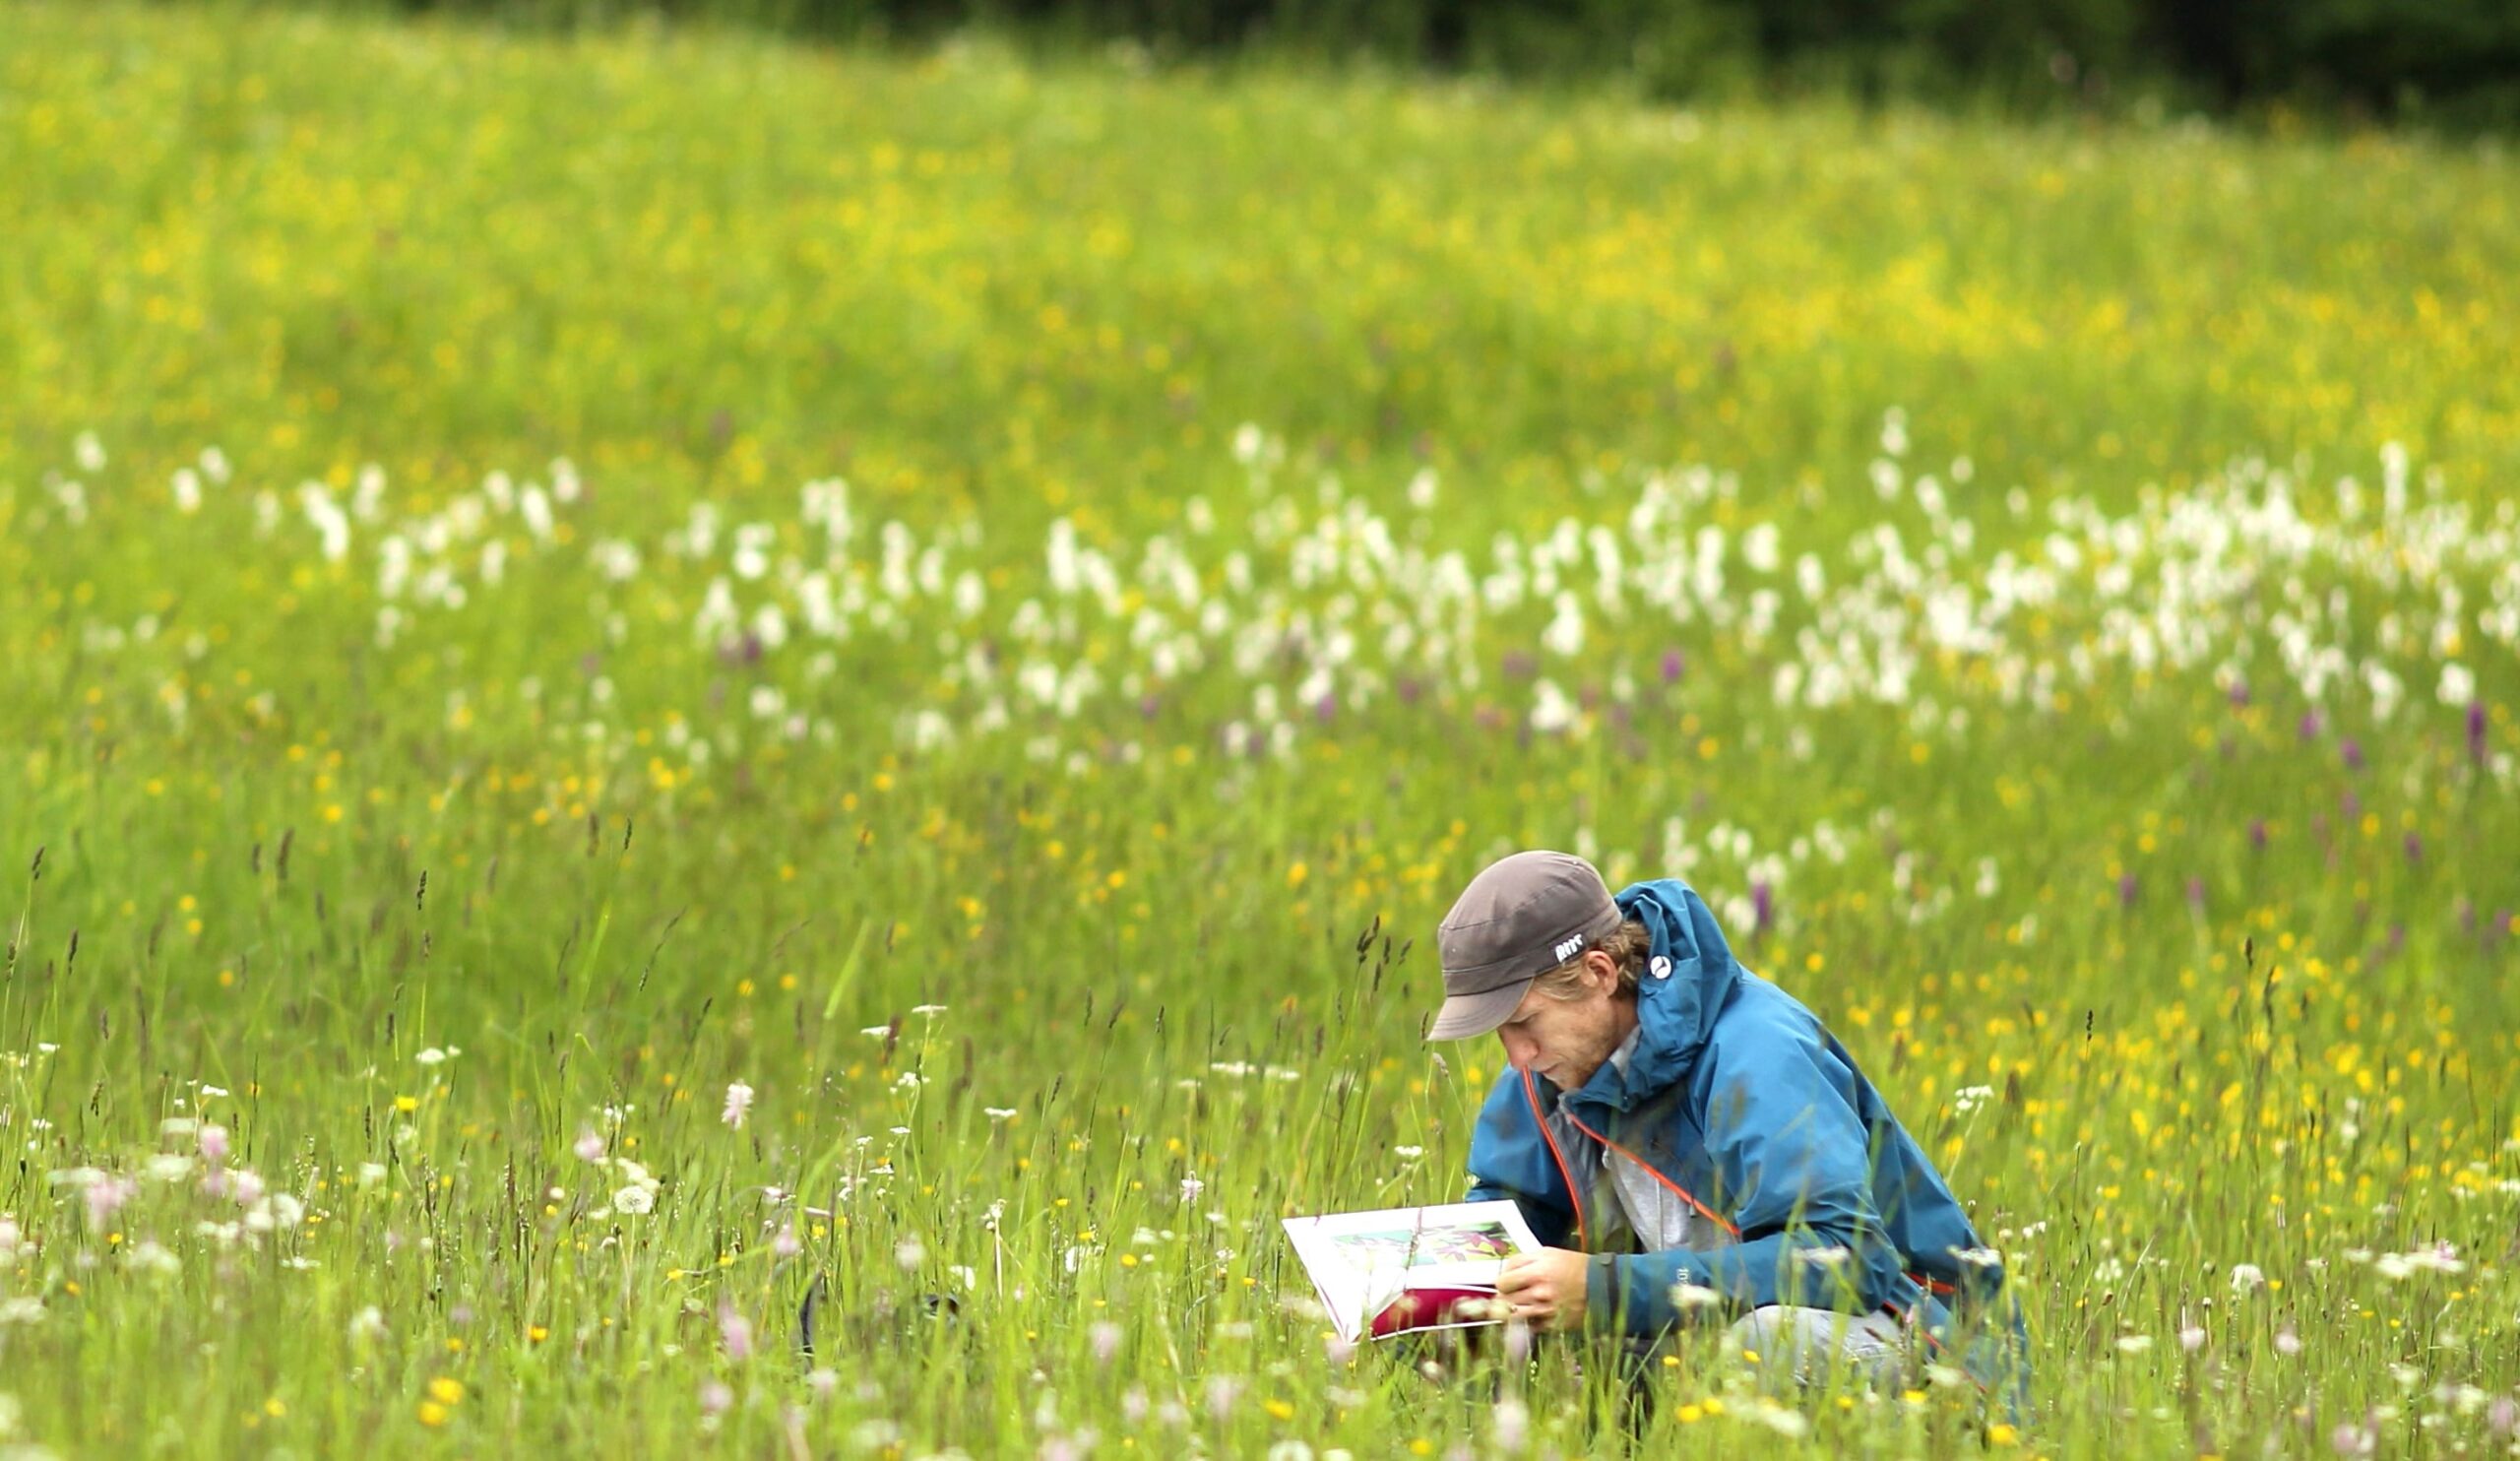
[1585, 1014, 1915, 1335]
[1464, 1073, 1578, 1250]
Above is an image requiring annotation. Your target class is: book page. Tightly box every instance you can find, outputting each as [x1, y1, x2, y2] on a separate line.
[1281, 1200, 1543, 1343]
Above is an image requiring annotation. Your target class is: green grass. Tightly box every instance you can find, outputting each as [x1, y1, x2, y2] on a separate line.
[2, 3, 2518, 1456]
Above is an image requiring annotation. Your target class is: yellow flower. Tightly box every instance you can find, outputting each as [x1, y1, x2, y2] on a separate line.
[416, 1402, 448, 1428]
[1989, 1424, 2021, 1446]
[427, 1376, 466, 1405]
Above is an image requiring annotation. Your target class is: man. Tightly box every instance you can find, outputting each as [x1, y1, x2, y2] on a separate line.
[1428, 850, 2020, 1389]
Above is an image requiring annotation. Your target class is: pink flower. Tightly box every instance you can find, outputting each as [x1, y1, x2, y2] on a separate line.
[773, 1223, 802, 1258]
[573, 1128, 605, 1163]
[1090, 1321, 1122, 1366]
[2275, 1325, 2302, 1356]
[700, 1380, 734, 1417]
[722, 1081, 755, 1129]
[84, 1175, 136, 1233]
[199, 1124, 229, 1164]
[719, 1301, 754, 1362]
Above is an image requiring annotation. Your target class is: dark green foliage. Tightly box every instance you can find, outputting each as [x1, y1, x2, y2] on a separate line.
[199, 0, 2520, 123]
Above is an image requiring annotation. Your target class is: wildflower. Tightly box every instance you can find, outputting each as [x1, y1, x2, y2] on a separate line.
[348, 1307, 388, 1343]
[722, 1080, 755, 1129]
[1207, 1374, 1243, 1421]
[1491, 1397, 1529, 1452]
[895, 1235, 926, 1270]
[613, 1185, 656, 1216]
[720, 1301, 754, 1361]
[575, 1128, 606, 1162]
[128, 1240, 180, 1277]
[2115, 1334, 2154, 1354]
[1669, 1282, 1724, 1309]
[2179, 1325, 2207, 1353]
[700, 1380, 733, 1417]
[2487, 1396, 2517, 1436]
[2229, 1263, 2266, 1295]
[1090, 1321, 1122, 1366]
[985, 1108, 1020, 1121]
[415, 1048, 450, 1065]
[199, 1124, 229, 1164]
[773, 1224, 802, 1258]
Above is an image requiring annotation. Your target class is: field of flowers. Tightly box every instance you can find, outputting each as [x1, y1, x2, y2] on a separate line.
[4, 4, 2518, 1457]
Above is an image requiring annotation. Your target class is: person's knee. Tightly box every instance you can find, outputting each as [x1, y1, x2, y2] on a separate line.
[1722, 1305, 1792, 1359]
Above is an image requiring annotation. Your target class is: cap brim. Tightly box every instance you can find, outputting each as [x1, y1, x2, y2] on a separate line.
[1424, 979, 1531, 1041]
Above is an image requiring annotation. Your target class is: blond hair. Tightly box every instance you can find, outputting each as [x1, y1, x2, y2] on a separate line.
[1527, 917, 1650, 1001]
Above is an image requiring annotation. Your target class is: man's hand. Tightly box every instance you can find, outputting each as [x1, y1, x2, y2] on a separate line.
[1494, 1247, 1592, 1332]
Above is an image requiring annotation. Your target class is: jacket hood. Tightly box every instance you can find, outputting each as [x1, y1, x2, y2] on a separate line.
[1568, 878, 1745, 1112]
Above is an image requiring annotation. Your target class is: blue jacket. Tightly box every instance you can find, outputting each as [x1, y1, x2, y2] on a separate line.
[1466, 879, 2024, 1382]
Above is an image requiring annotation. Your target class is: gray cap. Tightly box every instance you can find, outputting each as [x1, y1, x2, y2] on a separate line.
[1426, 851, 1622, 1041]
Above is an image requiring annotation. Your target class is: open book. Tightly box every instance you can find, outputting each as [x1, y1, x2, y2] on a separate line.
[1281, 1200, 1544, 1345]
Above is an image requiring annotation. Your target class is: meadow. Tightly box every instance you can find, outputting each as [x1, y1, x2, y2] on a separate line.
[2, 3, 2518, 1456]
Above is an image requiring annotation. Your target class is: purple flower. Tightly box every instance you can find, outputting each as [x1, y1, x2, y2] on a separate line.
[1138, 694, 1162, 720]
[2185, 877, 2207, 914]
[2330, 1421, 2372, 1457]
[1751, 880, 1774, 934]
[1660, 648, 1686, 684]
[2299, 710, 2323, 740]
[1314, 693, 1337, 724]
[2342, 737, 2364, 772]
[2469, 701, 2488, 765]
[2403, 832, 2423, 864]
[2117, 872, 2140, 909]
[2248, 819, 2268, 852]
[2228, 679, 2250, 708]
[1501, 650, 1538, 680]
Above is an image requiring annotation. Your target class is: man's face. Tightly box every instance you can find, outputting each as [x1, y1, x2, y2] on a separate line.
[1492, 953, 1633, 1091]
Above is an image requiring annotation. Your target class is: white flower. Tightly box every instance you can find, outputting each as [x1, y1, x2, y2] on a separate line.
[1392, 1145, 1423, 1159]
[348, 1305, 389, 1342]
[2439, 662, 2477, 706]
[2229, 1263, 2266, 1294]
[984, 1108, 1019, 1121]
[2115, 1334, 2154, 1354]
[128, 1240, 180, 1277]
[415, 1048, 449, 1065]
[722, 1080, 755, 1129]
[895, 1236, 926, 1270]
[74, 430, 106, 473]
[613, 1184, 656, 1216]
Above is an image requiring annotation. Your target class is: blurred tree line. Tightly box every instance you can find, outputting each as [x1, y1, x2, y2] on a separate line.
[299, 0, 2520, 122]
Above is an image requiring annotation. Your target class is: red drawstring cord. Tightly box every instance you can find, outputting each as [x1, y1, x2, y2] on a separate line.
[1520, 1067, 1588, 1249]
[1558, 1107, 1741, 1239]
